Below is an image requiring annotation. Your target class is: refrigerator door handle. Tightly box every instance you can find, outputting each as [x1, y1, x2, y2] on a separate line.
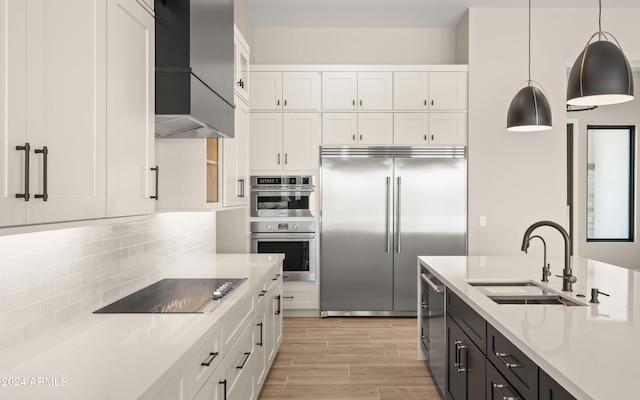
[386, 176, 391, 253]
[396, 176, 401, 253]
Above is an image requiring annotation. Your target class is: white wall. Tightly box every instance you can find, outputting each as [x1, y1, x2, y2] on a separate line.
[455, 11, 469, 64]
[0, 213, 216, 350]
[467, 8, 640, 269]
[234, 0, 255, 49]
[252, 27, 456, 65]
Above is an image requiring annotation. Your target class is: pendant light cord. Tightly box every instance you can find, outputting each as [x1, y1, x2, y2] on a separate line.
[528, 0, 531, 83]
[598, 0, 602, 39]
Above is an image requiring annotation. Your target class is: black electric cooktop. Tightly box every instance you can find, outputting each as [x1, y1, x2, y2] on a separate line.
[94, 278, 246, 314]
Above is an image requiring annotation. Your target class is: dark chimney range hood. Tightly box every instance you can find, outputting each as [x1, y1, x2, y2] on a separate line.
[155, 0, 235, 139]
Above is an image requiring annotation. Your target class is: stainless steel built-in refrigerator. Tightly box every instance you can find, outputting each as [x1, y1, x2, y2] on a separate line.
[320, 147, 466, 315]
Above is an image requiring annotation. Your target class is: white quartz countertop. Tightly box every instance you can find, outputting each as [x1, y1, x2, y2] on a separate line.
[419, 255, 640, 400]
[0, 253, 284, 400]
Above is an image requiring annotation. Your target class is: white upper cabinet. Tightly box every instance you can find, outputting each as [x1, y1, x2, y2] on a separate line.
[0, 0, 28, 227]
[393, 113, 429, 144]
[394, 112, 467, 145]
[322, 113, 358, 144]
[357, 113, 393, 144]
[322, 113, 392, 145]
[250, 113, 320, 171]
[428, 72, 467, 110]
[251, 72, 320, 111]
[357, 72, 393, 110]
[0, 0, 108, 227]
[251, 72, 282, 110]
[234, 26, 250, 103]
[106, 0, 155, 217]
[428, 112, 467, 145]
[393, 72, 429, 110]
[394, 71, 467, 111]
[223, 96, 250, 206]
[322, 72, 393, 110]
[322, 72, 358, 110]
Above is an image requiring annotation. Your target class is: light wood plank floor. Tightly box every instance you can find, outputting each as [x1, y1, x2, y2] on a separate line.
[258, 317, 442, 400]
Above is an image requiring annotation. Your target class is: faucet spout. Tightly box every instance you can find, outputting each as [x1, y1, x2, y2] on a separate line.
[521, 220, 575, 291]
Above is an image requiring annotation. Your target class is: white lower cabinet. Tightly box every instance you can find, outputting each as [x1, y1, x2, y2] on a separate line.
[282, 281, 319, 311]
[143, 266, 283, 400]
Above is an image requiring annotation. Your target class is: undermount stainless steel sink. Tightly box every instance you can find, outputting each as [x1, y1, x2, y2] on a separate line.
[468, 281, 586, 307]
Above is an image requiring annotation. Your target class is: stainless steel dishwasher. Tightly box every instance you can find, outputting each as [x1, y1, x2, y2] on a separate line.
[420, 269, 446, 397]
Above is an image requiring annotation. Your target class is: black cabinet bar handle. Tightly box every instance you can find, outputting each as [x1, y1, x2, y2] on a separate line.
[494, 352, 522, 369]
[277, 100, 280, 106]
[285, 153, 288, 165]
[34, 146, 48, 201]
[424, 100, 427, 106]
[257, 322, 263, 347]
[219, 379, 227, 400]
[424, 135, 427, 141]
[283, 296, 294, 299]
[275, 295, 281, 315]
[200, 351, 218, 367]
[493, 383, 521, 400]
[236, 352, 251, 369]
[150, 166, 159, 200]
[431, 100, 434, 106]
[273, 273, 281, 281]
[15, 143, 30, 201]
[258, 290, 267, 297]
[352, 100, 355, 106]
[359, 100, 362, 106]
[277, 153, 281, 165]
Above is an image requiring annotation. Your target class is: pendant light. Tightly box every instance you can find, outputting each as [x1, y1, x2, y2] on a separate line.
[567, 0, 633, 106]
[507, 0, 552, 132]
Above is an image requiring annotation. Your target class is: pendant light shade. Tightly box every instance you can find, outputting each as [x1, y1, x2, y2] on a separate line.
[567, 37, 634, 106]
[506, 0, 552, 132]
[507, 84, 552, 132]
[566, 0, 634, 106]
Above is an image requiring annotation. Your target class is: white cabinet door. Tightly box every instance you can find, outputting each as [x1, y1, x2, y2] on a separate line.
[106, 0, 155, 217]
[250, 113, 283, 170]
[251, 72, 282, 110]
[26, 0, 107, 224]
[322, 113, 358, 145]
[0, 0, 27, 226]
[357, 113, 393, 145]
[394, 113, 430, 145]
[267, 279, 283, 364]
[282, 113, 321, 170]
[322, 72, 357, 110]
[193, 367, 223, 400]
[394, 72, 429, 110]
[357, 72, 393, 110]
[234, 27, 250, 103]
[429, 72, 467, 110]
[429, 113, 467, 145]
[283, 72, 321, 110]
[223, 96, 250, 206]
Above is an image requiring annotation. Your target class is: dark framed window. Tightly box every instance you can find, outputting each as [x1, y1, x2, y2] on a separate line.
[586, 125, 635, 241]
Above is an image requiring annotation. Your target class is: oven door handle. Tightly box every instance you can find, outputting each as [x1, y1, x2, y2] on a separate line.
[251, 233, 316, 240]
[250, 188, 314, 193]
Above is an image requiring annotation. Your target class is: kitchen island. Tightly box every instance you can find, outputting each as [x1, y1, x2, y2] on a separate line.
[0, 253, 283, 400]
[419, 256, 640, 400]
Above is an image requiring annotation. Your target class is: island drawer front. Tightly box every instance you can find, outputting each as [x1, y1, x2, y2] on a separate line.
[222, 293, 256, 350]
[446, 289, 486, 353]
[539, 369, 577, 400]
[222, 315, 256, 397]
[190, 322, 223, 395]
[486, 358, 527, 400]
[487, 324, 538, 400]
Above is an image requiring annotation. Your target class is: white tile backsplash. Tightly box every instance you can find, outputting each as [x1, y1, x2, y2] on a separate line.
[0, 212, 216, 350]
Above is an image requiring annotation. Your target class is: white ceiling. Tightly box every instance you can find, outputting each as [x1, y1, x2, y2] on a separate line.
[241, 0, 640, 29]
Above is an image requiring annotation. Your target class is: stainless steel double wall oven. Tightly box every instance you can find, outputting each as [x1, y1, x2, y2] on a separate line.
[250, 176, 317, 282]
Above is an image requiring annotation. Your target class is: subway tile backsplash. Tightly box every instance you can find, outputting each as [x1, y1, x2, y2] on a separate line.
[0, 212, 216, 350]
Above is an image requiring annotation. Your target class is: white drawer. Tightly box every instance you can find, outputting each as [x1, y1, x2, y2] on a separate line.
[222, 292, 255, 350]
[222, 316, 256, 398]
[282, 282, 318, 309]
[190, 322, 222, 396]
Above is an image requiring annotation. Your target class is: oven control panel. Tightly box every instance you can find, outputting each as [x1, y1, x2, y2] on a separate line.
[251, 220, 316, 233]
